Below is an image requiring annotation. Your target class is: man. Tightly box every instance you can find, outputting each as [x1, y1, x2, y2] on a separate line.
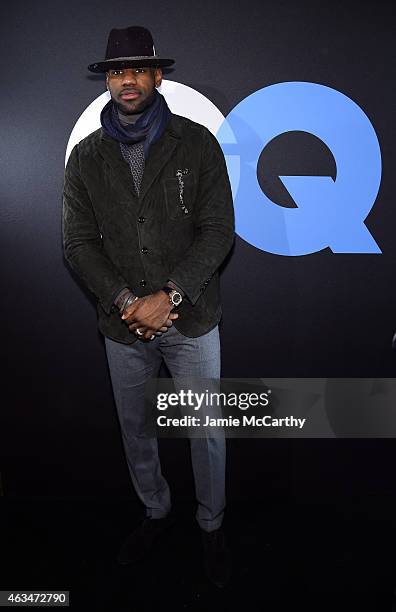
[62, 26, 235, 587]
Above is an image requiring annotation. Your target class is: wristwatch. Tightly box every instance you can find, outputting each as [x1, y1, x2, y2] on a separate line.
[161, 286, 183, 307]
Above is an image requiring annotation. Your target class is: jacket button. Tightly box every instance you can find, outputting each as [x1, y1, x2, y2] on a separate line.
[138, 216, 146, 223]
[141, 247, 148, 254]
[139, 279, 146, 287]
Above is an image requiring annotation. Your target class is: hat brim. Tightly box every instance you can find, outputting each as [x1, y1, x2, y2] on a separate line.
[88, 56, 175, 73]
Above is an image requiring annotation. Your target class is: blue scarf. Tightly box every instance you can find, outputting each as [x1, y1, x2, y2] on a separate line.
[100, 88, 171, 157]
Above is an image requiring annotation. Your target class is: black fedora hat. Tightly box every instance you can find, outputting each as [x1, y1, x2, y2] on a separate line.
[88, 26, 175, 73]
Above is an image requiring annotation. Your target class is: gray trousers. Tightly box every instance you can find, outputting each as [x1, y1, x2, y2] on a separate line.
[104, 324, 225, 532]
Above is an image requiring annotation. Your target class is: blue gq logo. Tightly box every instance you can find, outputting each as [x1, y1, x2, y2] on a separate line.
[217, 82, 382, 255]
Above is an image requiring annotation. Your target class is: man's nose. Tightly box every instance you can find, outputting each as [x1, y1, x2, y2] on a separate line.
[121, 69, 138, 85]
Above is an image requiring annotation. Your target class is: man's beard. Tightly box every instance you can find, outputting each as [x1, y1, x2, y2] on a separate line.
[112, 89, 156, 116]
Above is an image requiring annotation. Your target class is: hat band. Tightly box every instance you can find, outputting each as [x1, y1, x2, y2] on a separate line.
[105, 55, 159, 61]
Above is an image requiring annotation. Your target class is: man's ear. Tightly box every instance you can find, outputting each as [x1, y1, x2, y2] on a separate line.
[154, 67, 163, 88]
[105, 73, 109, 90]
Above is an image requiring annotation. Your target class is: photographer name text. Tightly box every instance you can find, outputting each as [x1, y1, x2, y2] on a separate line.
[156, 415, 306, 429]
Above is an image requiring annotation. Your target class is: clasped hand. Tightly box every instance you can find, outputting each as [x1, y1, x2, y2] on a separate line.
[120, 291, 179, 340]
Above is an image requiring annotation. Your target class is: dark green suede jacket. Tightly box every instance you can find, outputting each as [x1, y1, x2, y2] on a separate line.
[62, 113, 235, 344]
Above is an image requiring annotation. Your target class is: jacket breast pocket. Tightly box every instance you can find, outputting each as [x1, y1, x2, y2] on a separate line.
[163, 170, 196, 220]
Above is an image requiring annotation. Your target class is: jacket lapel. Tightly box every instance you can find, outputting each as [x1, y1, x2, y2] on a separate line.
[138, 122, 181, 205]
[96, 132, 138, 203]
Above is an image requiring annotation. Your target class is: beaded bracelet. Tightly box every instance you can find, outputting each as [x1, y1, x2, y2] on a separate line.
[119, 292, 138, 314]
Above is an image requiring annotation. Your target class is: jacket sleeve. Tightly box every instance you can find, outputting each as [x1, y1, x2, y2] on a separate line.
[168, 127, 235, 305]
[62, 144, 129, 315]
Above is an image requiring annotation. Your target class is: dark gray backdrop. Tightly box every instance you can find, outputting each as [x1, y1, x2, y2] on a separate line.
[1, 0, 396, 501]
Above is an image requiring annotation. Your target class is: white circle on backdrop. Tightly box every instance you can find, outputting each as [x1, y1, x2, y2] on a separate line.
[65, 80, 227, 165]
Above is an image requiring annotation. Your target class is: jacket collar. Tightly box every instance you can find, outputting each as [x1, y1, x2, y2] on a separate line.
[97, 115, 182, 205]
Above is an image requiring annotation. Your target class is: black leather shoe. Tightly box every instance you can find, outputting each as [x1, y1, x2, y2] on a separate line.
[201, 526, 232, 588]
[116, 514, 176, 565]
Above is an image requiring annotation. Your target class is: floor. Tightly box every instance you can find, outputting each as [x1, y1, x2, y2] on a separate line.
[2, 495, 396, 611]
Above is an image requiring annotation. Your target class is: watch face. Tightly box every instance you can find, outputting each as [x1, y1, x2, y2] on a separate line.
[172, 292, 182, 306]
